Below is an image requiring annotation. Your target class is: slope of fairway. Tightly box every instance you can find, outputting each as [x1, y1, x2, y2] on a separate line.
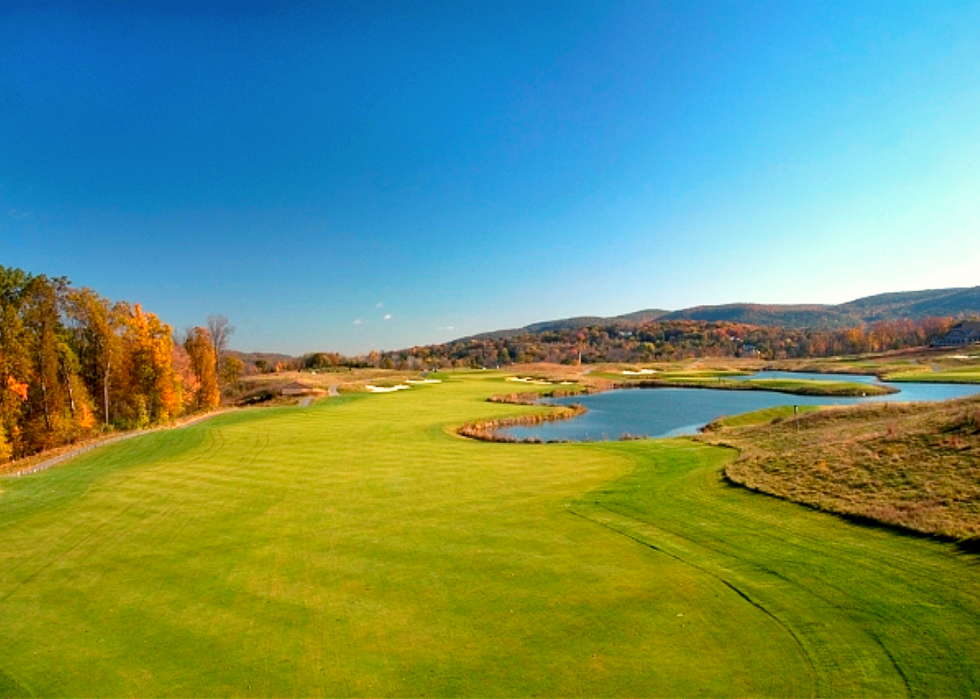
[1, 372, 979, 696]
[574, 440, 980, 697]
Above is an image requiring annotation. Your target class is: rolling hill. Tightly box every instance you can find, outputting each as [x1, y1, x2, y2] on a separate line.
[463, 286, 980, 341]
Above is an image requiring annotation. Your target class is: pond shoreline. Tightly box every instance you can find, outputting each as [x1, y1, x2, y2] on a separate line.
[458, 376, 893, 445]
[494, 372, 980, 443]
[611, 377, 898, 397]
[457, 397, 588, 443]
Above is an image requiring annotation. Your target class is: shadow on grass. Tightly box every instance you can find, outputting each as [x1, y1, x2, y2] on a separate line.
[719, 471, 980, 561]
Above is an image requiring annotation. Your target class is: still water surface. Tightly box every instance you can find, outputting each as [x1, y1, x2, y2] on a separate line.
[500, 372, 980, 442]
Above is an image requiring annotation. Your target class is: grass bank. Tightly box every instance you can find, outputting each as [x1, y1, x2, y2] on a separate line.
[617, 375, 896, 397]
[704, 404, 822, 429]
[884, 368, 980, 383]
[703, 395, 980, 540]
[772, 348, 980, 384]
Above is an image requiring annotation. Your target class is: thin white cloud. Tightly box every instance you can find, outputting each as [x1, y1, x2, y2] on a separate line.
[383, 314, 392, 320]
[353, 319, 364, 325]
[375, 302, 384, 308]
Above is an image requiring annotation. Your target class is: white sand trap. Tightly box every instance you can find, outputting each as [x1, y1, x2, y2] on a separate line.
[365, 384, 411, 393]
[406, 379, 442, 384]
[622, 368, 659, 375]
[948, 355, 971, 360]
[507, 376, 554, 385]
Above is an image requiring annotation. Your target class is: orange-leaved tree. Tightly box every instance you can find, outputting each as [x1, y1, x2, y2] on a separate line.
[65, 287, 123, 427]
[184, 326, 220, 411]
[117, 303, 182, 427]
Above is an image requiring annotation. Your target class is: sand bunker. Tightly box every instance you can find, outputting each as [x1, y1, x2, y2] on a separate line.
[406, 379, 442, 384]
[622, 368, 659, 375]
[365, 384, 411, 393]
[506, 377, 553, 385]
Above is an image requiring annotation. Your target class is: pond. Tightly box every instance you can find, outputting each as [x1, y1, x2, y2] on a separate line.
[499, 372, 980, 442]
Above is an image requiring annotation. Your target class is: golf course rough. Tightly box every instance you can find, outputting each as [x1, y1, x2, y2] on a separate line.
[0, 372, 978, 697]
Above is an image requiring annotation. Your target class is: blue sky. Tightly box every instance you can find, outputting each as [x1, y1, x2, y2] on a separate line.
[2, 1, 978, 355]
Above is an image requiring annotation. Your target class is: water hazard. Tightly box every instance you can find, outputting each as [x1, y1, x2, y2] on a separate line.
[500, 371, 980, 442]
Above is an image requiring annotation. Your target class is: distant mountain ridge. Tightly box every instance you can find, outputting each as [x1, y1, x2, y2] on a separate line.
[464, 287, 980, 341]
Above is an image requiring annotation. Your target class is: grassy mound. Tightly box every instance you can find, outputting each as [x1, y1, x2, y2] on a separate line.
[703, 395, 980, 539]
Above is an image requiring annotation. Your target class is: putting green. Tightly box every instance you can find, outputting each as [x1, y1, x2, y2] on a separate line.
[1, 373, 978, 696]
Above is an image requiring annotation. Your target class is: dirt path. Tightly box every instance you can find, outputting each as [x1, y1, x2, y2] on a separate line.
[298, 386, 339, 407]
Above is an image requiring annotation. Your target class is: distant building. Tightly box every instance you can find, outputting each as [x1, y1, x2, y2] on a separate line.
[933, 321, 980, 347]
[280, 381, 326, 396]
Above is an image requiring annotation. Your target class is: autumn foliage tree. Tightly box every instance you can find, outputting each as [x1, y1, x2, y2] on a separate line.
[115, 303, 182, 428]
[184, 327, 220, 410]
[0, 267, 32, 458]
[219, 355, 244, 385]
[64, 287, 122, 427]
[0, 265, 238, 463]
[1, 268, 98, 456]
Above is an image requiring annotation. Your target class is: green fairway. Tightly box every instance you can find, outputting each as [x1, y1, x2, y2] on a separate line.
[884, 368, 980, 383]
[704, 404, 822, 429]
[2, 373, 980, 696]
[741, 378, 896, 396]
[575, 440, 980, 697]
[609, 369, 897, 396]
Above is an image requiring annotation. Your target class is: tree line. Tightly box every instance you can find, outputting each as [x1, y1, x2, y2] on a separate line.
[0, 266, 239, 463]
[297, 316, 959, 371]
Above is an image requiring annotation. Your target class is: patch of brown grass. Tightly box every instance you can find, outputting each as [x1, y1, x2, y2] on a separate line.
[699, 395, 980, 540]
[457, 402, 587, 443]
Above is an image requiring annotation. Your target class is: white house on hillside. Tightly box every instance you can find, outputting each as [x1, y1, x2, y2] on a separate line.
[933, 321, 980, 347]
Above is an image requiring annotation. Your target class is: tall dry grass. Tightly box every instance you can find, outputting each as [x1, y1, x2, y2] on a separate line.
[700, 395, 980, 541]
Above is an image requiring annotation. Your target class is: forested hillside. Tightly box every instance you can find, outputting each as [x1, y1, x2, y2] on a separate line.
[644, 287, 980, 327]
[359, 287, 974, 370]
[299, 316, 959, 372]
[838, 287, 980, 322]
[466, 287, 980, 339]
